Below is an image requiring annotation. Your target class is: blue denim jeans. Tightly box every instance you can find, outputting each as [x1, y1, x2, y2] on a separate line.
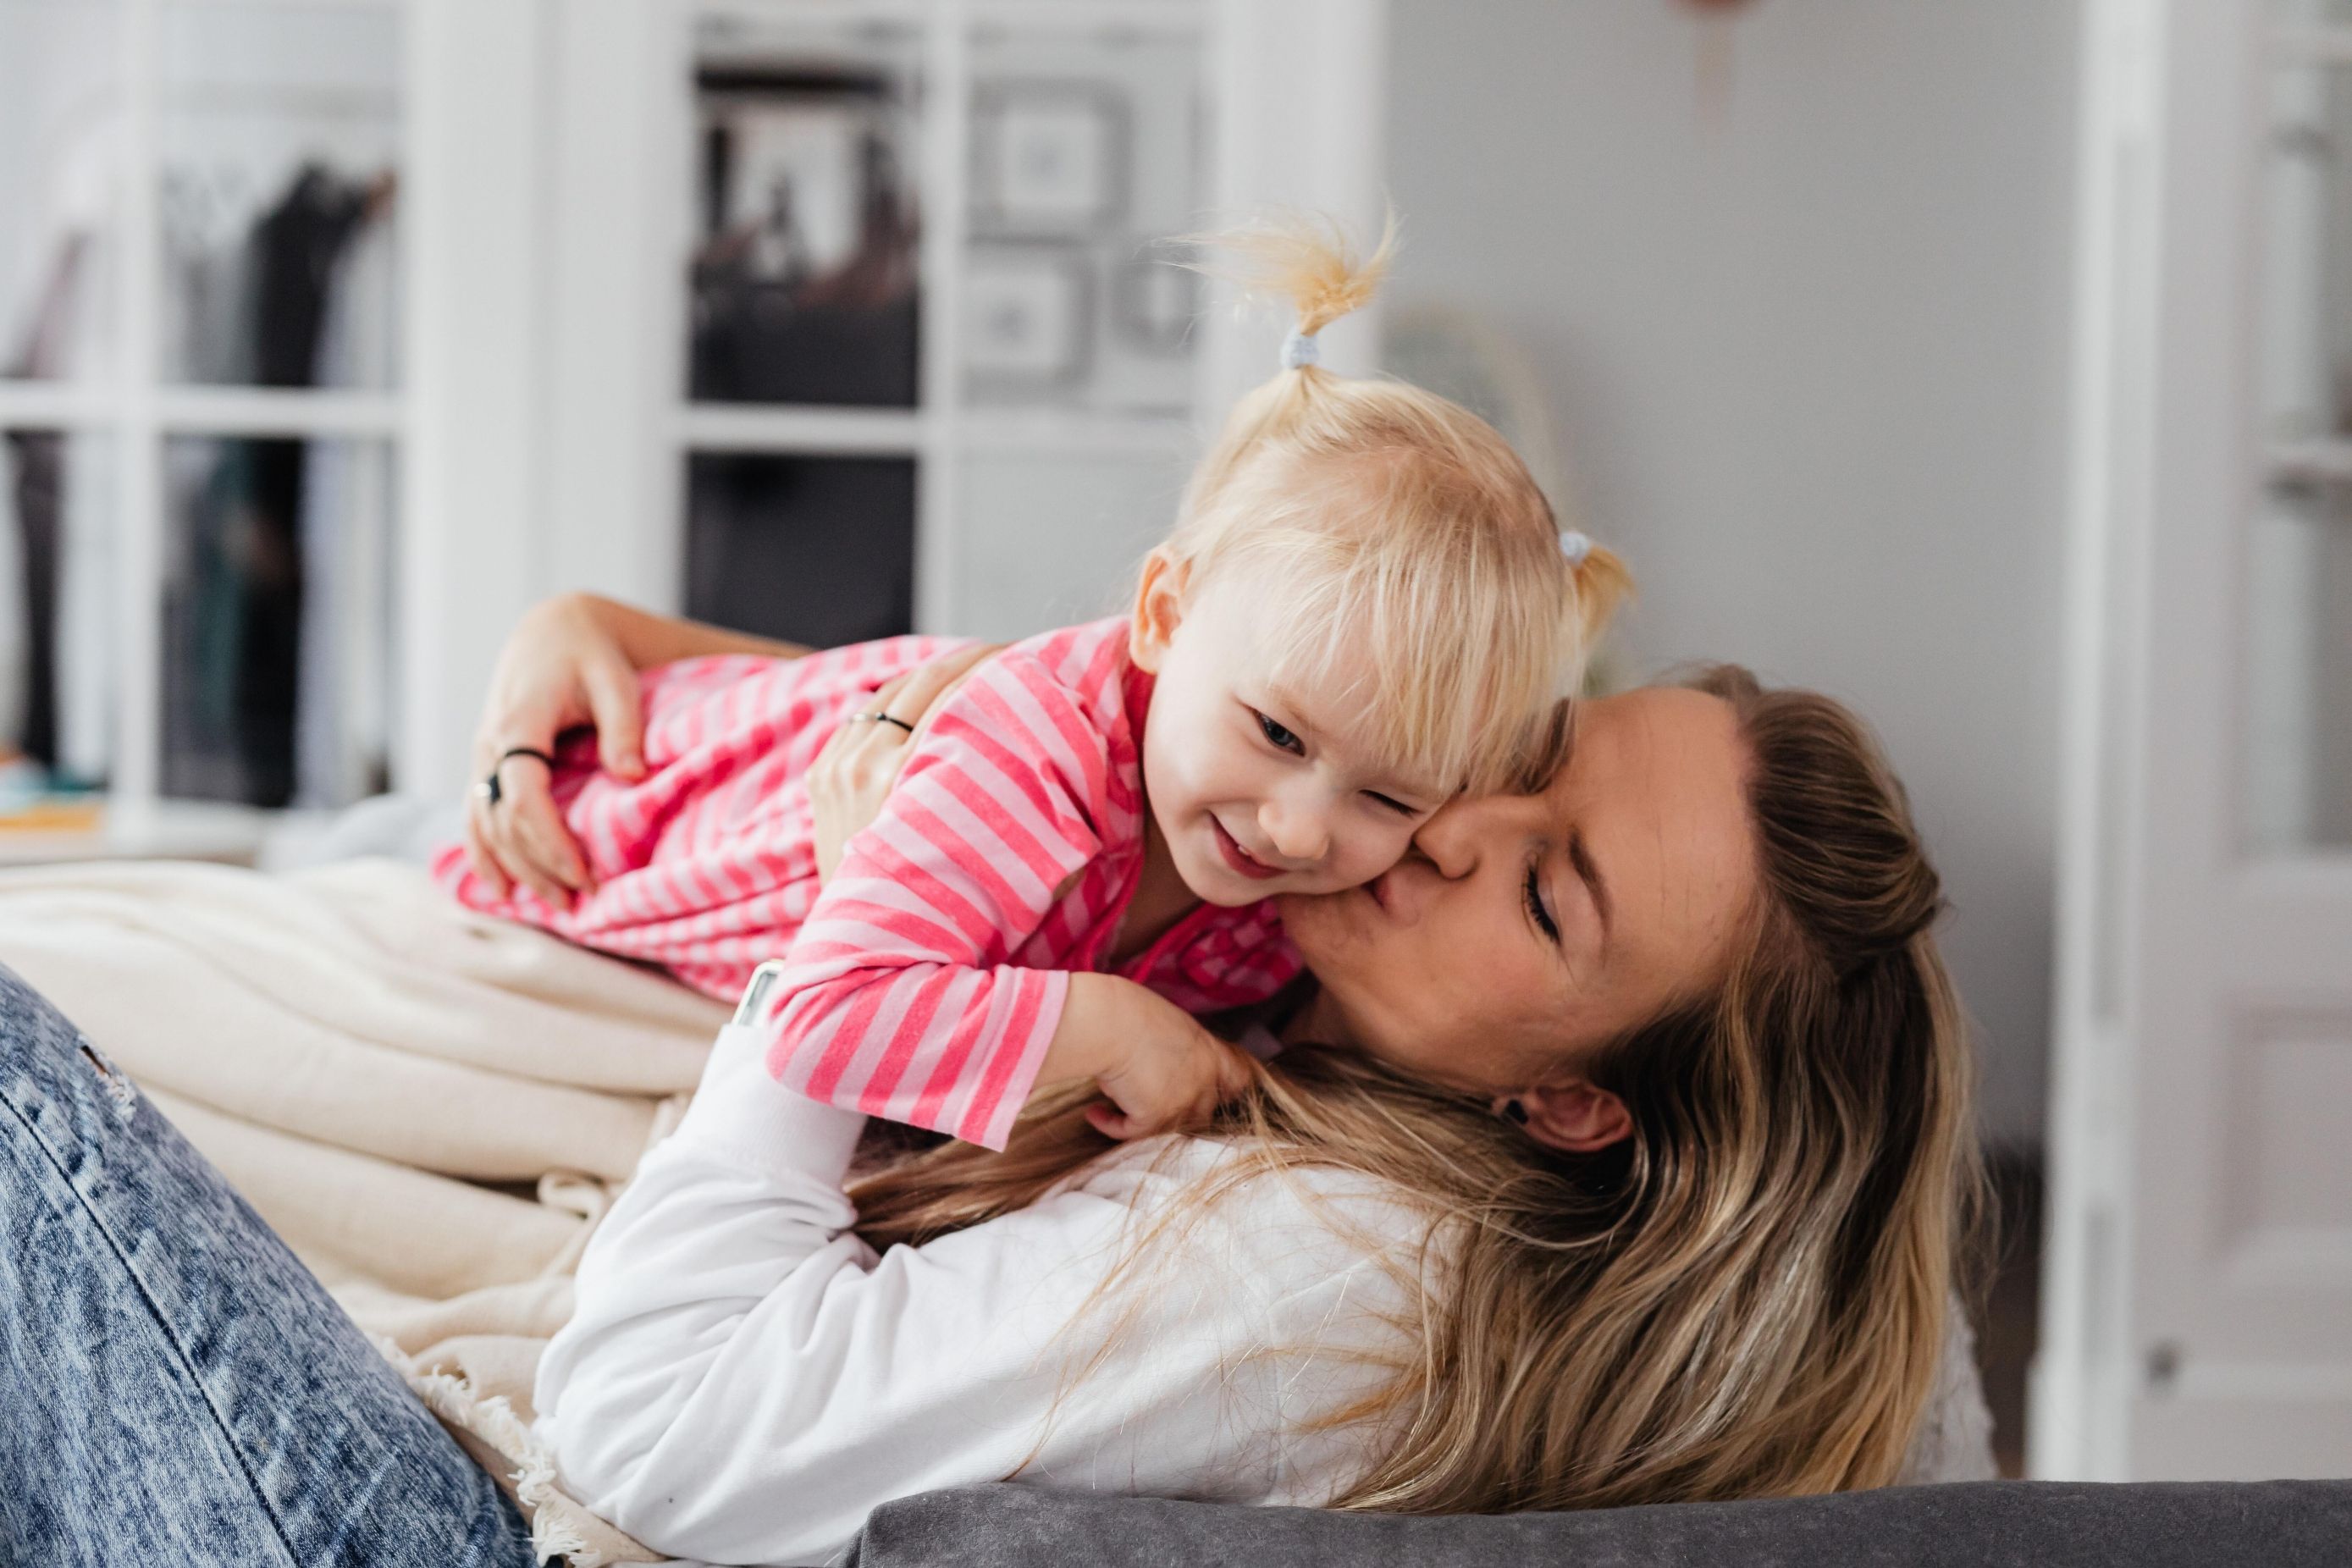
[0, 963, 541, 1566]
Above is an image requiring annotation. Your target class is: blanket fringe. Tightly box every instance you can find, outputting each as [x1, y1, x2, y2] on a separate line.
[369, 1333, 660, 1566]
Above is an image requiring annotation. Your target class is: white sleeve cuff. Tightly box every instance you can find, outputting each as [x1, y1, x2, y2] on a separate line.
[667, 1023, 869, 1184]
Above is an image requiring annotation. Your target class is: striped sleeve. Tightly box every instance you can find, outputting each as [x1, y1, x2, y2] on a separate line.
[758, 652, 1110, 1149]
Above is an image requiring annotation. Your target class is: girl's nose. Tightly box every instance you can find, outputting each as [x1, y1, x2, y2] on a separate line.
[1261, 795, 1332, 864]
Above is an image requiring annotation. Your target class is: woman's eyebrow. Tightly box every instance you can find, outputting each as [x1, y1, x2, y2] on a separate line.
[1568, 829, 1613, 955]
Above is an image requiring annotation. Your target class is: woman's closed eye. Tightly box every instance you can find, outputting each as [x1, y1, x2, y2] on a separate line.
[1524, 859, 1560, 944]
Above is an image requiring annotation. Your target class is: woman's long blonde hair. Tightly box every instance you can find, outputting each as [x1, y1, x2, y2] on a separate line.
[849, 665, 1984, 1513]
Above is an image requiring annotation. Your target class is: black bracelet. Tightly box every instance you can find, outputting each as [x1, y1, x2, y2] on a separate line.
[498, 746, 559, 772]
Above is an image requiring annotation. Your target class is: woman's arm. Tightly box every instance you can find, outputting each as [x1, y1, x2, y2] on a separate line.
[534, 1024, 1412, 1565]
[572, 591, 814, 667]
[462, 594, 813, 906]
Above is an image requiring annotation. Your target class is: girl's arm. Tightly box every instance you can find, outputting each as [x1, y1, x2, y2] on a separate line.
[802, 650, 1252, 1140]
[535, 1024, 1410, 1565]
[462, 594, 813, 906]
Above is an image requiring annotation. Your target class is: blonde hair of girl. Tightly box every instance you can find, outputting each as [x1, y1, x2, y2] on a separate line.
[1159, 211, 1632, 796]
[850, 666, 1986, 1514]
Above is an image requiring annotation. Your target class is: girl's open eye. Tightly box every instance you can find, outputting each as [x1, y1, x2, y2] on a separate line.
[1255, 711, 1304, 754]
[1525, 861, 1560, 944]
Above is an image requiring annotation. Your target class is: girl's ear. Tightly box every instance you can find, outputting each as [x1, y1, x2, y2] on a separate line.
[1506, 1079, 1632, 1154]
[1129, 549, 1190, 673]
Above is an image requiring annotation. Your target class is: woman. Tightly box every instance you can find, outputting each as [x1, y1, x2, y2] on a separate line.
[0, 594, 1985, 1566]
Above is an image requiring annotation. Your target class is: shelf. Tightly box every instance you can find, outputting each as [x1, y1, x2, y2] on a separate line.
[689, 0, 1207, 30]
[0, 798, 294, 869]
[2266, 438, 2352, 485]
[0, 380, 405, 439]
[2272, 26, 2352, 64]
[676, 405, 926, 456]
[962, 407, 1196, 455]
[672, 401, 1197, 458]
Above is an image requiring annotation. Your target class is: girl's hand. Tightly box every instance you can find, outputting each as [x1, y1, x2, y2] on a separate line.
[806, 643, 1000, 882]
[1086, 1020, 1257, 1141]
[461, 594, 649, 908]
[1036, 974, 1257, 1141]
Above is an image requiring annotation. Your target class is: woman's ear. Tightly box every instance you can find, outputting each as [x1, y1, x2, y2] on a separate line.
[1510, 1079, 1632, 1154]
[1129, 549, 1189, 673]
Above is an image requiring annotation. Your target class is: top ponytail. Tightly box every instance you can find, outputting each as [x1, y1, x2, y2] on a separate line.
[1198, 207, 1400, 345]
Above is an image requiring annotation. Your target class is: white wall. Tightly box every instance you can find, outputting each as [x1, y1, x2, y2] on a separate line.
[1386, 0, 2079, 1146]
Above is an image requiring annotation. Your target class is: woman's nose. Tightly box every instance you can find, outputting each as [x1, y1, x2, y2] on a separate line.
[1413, 793, 1543, 880]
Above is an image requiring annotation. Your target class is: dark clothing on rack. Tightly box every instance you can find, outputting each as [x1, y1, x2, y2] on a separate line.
[165, 165, 373, 808]
[4, 234, 91, 774]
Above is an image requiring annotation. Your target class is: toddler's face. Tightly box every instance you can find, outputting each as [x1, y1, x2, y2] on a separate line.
[1131, 559, 1448, 906]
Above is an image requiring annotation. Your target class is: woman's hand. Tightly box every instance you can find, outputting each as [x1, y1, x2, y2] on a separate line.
[461, 594, 650, 908]
[462, 594, 817, 908]
[806, 643, 1000, 881]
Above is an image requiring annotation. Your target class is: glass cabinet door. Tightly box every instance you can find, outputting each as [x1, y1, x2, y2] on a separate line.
[2251, 41, 2352, 853]
[2, 2, 122, 803]
[157, 1, 402, 392]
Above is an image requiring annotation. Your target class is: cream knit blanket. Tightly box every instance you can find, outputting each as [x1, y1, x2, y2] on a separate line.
[0, 856, 718, 1564]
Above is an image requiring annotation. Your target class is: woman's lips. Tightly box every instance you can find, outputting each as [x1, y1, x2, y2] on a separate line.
[1212, 818, 1284, 881]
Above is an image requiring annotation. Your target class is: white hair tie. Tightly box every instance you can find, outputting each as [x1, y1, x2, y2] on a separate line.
[1281, 329, 1320, 370]
[1559, 530, 1594, 566]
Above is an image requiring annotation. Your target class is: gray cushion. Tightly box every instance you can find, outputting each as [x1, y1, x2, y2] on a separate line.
[841, 1478, 2352, 1567]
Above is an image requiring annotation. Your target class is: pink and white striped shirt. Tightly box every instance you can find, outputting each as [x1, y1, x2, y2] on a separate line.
[434, 617, 1301, 1149]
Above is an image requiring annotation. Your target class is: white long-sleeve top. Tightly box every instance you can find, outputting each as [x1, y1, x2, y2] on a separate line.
[533, 1023, 1428, 1566]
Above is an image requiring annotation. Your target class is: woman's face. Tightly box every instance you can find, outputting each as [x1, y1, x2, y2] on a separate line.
[1278, 685, 1760, 1095]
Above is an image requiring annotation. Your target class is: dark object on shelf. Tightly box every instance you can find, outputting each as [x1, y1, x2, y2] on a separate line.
[685, 453, 917, 650]
[163, 164, 386, 809]
[6, 235, 94, 772]
[690, 281, 919, 406]
[691, 58, 920, 407]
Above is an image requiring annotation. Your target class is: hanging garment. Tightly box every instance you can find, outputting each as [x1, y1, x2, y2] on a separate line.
[3, 235, 93, 773]
[165, 165, 374, 807]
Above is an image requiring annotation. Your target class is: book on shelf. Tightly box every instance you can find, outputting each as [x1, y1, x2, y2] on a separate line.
[0, 755, 105, 836]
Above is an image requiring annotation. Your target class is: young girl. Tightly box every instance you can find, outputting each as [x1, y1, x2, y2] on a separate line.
[435, 219, 1628, 1150]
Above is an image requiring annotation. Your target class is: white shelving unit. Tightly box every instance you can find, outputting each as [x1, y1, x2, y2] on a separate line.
[0, 0, 412, 859]
[1, 0, 1389, 844]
